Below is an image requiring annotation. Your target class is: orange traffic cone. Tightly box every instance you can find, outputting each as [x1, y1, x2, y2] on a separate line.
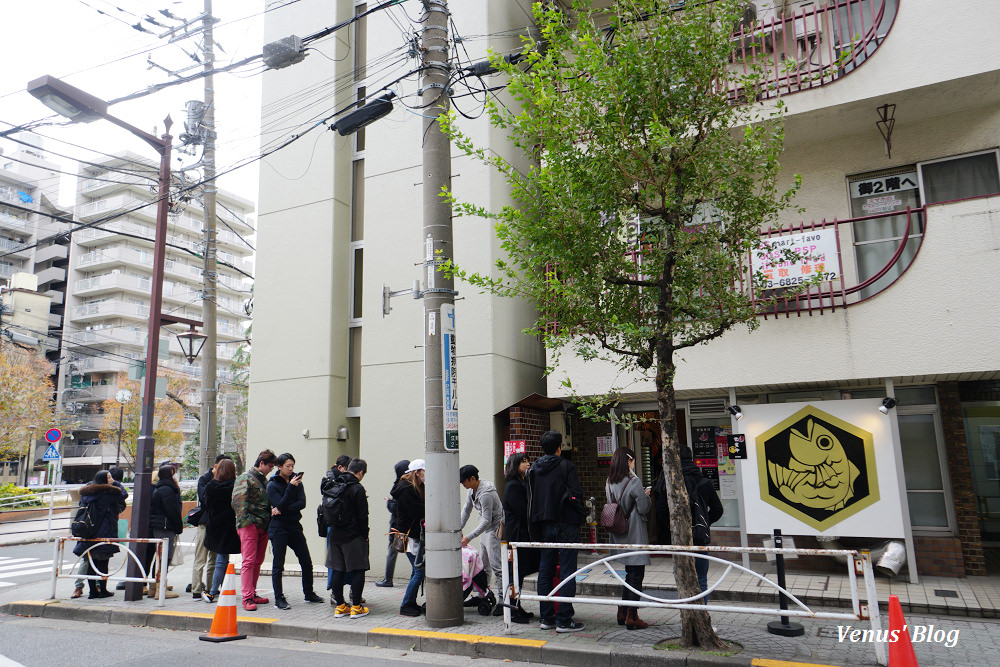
[199, 564, 247, 643]
[888, 594, 919, 667]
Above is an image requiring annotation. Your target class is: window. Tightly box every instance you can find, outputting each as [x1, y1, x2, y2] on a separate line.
[347, 327, 362, 409]
[919, 150, 1000, 205]
[848, 166, 924, 299]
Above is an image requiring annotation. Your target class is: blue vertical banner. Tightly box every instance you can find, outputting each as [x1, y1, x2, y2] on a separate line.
[441, 303, 459, 451]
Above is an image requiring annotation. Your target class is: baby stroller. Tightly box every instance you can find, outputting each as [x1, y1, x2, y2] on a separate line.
[461, 546, 496, 616]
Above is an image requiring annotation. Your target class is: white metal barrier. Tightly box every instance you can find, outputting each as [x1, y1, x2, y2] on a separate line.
[501, 541, 887, 666]
[50, 537, 170, 607]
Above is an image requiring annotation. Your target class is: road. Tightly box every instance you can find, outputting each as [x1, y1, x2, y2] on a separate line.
[0, 615, 541, 667]
[0, 542, 57, 591]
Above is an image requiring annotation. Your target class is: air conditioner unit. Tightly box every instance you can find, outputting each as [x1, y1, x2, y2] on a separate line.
[549, 411, 573, 451]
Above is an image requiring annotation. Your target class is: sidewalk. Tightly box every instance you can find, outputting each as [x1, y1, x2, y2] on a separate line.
[2, 550, 1000, 666]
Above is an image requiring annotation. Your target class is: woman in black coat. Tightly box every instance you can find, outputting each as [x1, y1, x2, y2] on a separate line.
[145, 465, 183, 598]
[203, 458, 240, 602]
[390, 460, 426, 616]
[502, 453, 538, 623]
[73, 470, 127, 599]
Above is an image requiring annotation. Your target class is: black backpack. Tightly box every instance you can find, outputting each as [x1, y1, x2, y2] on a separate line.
[684, 474, 711, 546]
[71, 503, 100, 539]
[321, 477, 351, 528]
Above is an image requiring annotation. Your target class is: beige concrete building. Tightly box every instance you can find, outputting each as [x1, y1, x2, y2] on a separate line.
[252, 0, 1000, 579]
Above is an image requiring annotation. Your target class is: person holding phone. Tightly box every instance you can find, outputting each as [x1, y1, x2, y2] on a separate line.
[267, 453, 324, 610]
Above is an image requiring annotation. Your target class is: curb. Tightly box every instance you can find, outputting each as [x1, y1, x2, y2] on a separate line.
[0, 600, 700, 666]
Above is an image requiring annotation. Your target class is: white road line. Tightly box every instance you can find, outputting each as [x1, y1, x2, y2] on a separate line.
[0, 567, 54, 579]
[0, 559, 36, 566]
[0, 560, 50, 573]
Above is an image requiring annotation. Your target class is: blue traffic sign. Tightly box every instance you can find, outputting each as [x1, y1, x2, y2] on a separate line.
[44, 428, 62, 443]
[42, 444, 60, 461]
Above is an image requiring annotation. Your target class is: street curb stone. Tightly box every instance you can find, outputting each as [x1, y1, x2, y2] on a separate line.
[540, 641, 613, 667]
[267, 622, 318, 642]
[316, 624, 369, 646]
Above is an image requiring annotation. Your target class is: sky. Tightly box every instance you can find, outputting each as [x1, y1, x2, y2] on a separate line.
[0, 0, 269, 211]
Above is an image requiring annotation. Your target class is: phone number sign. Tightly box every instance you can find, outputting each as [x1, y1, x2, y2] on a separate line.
[752, 229, 839, 290]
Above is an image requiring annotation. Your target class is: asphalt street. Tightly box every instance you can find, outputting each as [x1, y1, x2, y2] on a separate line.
[0, 614, 541, 667]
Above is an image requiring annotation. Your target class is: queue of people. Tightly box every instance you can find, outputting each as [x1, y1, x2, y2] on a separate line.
[71, 432, 719, 633]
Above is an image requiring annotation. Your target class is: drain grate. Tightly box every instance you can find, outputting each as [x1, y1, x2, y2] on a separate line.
[934, 589, 959, 598]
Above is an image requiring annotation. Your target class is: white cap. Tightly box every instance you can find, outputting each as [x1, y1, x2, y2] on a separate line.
[406, 459, 426, 473]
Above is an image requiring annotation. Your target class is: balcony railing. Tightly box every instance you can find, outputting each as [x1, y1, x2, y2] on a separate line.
[749, 206, 924, 318]
[728, 0, 897, 100]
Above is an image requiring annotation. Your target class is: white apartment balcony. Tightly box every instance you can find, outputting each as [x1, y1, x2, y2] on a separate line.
[44, 289, 64, 306]
[0, 262, 21, 278]
[48, 312, 62, 329]
[79, 173, 155, 197]
[77, 195, 156, 222]
[34, 243, 68, 264]
[73, 220, 149, 247]
[216, 274, 252, 295]
[0, 237, 31, 257]
[0, 185, 32, 207]
[74, 272, 151, 297]
[68, 328, 145, 349]
[216, 205, 255, 233]
[35, 265, 66, 287]
[71, 300, 150, 324]
[74, 355, 128, 374]
[71, 414, 107, 432]
[63, 383, 118, 404]
[0, 209, 29, 233]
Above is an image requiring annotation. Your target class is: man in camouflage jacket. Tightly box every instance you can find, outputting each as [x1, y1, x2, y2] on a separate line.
[232, 449, 277, 610]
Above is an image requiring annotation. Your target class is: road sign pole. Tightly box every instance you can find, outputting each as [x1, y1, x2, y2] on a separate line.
[45, 441, 60, 541]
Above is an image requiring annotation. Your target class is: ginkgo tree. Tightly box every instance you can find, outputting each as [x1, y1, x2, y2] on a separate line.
[99, 371, 198, 469]
[0, 346, 57, 479]
[443, 0, 809, 648]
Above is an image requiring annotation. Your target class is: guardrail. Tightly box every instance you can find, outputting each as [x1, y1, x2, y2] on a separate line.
[51, 536, 169, 607]
[501, 541, 887, 666]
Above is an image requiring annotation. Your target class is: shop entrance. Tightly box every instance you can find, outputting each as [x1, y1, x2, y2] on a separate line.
[965, 404, 1000, 562]
[623, 410, 686, 488]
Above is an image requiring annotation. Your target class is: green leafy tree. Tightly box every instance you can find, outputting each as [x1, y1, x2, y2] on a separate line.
[0, 346, 56, 480]
[444, 0, 804, 648]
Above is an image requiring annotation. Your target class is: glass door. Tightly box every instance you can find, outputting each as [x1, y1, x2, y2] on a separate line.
[965, 404, 1000, 542]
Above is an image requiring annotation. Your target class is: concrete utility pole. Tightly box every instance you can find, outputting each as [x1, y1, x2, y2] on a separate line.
[420, 0, 463, 628]
[199, 0, 219, 474]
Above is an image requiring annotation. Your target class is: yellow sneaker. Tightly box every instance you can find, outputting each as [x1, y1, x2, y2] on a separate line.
[334, 603, 350, 618]
[350, 604, 370, 619]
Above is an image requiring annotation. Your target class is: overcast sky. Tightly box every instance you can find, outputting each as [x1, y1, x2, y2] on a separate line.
[0, 0, 267, 209]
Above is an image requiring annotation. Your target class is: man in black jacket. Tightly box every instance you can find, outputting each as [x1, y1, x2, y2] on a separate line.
[653, 447, 725, 593]
[526, 431, 586, 633]
[190, 454, 230, 599]
[327, 458, 370, 619]
[375, 459, 409, 588]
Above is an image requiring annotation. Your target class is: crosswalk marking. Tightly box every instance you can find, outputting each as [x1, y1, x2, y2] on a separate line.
[0, 557, 52, 587]
[0, 560, 51, 573]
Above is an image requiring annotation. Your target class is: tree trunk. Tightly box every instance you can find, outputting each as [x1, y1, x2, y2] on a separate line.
[656, 347, 725, 650]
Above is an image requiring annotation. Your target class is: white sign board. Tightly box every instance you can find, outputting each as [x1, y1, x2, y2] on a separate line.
[441, 303, 458, 451]
[752, 229, 839, 290]
[739, 400, 906, 538]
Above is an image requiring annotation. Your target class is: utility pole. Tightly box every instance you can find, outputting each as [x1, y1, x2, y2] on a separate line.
[199, 0, 219, 474]
[420, 0, 463, 628]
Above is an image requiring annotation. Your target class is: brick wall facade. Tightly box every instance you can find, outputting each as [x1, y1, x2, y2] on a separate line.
[938, 381, 985, 575]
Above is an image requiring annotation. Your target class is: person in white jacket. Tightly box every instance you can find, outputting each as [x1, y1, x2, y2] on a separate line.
[459, 465, 503, 601]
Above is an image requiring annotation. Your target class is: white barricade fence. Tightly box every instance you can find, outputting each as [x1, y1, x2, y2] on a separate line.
[500, 541, 887, 666]
[50, 536, 171, 607]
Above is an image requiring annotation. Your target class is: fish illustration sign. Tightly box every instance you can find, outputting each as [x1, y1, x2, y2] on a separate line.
[739, 400, 907, 538]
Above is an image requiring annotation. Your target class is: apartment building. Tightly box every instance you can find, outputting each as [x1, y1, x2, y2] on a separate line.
[252, 0, 1000, 578]
[54, 152, 255, 481]
[0, 134, 72, 354]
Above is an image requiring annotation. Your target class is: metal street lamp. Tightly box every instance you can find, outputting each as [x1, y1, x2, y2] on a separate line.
[22, 425, 37, 488]
[28, 74, 173, 602]
[114, 388, 133, 468]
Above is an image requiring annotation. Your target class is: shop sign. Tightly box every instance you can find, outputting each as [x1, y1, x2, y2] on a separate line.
[752, 229, 839, 290]
[739, 400, 906, 537]
[503, 440, 525, 463]
[597, 436, 614, 466]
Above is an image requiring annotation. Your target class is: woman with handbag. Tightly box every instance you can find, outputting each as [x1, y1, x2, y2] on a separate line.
[502, 453, 538, 623]
[203, 458, 241, 603]
[605, 447, 652, 630]
[390, 459, 426, 617]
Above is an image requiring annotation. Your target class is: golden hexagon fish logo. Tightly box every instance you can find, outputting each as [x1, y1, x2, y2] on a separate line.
[757, 406, 879, 531]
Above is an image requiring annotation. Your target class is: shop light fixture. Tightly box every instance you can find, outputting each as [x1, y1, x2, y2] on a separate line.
[728, 405, 743, 420]
[879, 397, 897, 415]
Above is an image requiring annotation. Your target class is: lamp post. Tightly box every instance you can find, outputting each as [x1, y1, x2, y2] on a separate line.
[114, 388, 133, 468]
[28, 74, 173, 601]
[22, 426, 37, 487]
